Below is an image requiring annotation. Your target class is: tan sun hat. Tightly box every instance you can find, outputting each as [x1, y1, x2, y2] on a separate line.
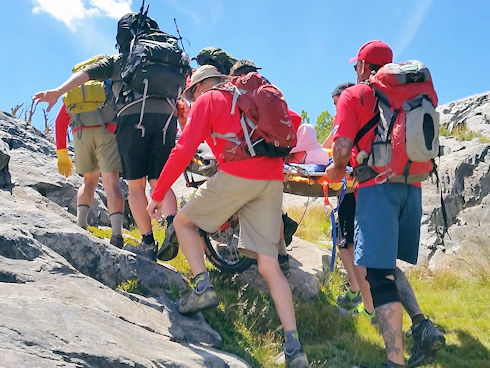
[182, 65, 227, 101]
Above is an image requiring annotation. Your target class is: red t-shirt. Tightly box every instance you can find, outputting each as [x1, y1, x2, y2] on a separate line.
[151, 89, 284, 202]
[55, 104, 117, 150]
[333, 83, 420, 188]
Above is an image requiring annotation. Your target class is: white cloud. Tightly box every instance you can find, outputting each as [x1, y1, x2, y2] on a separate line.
[32, 0, 132, 31]
[393, 0, 434, 58]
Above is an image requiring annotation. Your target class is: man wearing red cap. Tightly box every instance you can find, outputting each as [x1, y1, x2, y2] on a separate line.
[327, 41, 445, 367]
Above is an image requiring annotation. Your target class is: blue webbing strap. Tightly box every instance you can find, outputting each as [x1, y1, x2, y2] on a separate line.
[329, 178, 347, 272]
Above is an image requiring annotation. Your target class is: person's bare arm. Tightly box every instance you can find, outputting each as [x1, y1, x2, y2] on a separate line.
[326, 137, 353, 181]
[32, 70, 90, 112]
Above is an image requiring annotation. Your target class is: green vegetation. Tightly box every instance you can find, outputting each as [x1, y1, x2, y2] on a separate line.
[286, 204, 332, 247]
[315, 110, 335, 143]
[439, 124, 490, 143]
[117, 278, 150, 296]
[90, 208, 489, 368]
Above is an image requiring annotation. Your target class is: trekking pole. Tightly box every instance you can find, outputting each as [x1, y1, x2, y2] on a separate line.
[173, 18, 190, 52]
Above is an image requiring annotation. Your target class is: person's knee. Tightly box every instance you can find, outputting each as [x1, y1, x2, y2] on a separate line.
[257, 254, 280, 279]
[101, 172, 123, 195]
[82, 174, 99, 192]
[173, 212, 192, 231]
[366, 268, 400, 308]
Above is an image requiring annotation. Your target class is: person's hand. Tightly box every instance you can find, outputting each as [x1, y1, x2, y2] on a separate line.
[56, 149, 73, 177]
[32, 89, 61, 112]
[177, 99, 190, 129]
[147, 199, 163, 219]
[326, 165, 346, 182]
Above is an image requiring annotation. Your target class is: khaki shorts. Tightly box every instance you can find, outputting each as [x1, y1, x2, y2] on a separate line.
[73, 127, 122, 174]
[180, 171, 283, 258]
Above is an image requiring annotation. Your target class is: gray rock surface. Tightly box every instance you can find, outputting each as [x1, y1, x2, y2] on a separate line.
[417, 91, 490, 270]
[0, 112, 249, 367]
[0, 136, 11, 188]
[0, 111, 129, 228]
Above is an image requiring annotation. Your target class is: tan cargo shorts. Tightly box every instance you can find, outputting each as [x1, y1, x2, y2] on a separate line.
[73, 127, 122, 174]
[180, 171, 283, 258]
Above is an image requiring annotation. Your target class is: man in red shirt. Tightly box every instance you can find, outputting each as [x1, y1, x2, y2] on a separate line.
[327, 41, 445, 367]
[147, 65, 308, 368]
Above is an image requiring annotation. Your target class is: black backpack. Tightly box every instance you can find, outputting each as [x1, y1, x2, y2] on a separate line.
[116, 3, 190, 103]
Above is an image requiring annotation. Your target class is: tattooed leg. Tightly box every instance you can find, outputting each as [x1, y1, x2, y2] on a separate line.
[394, 267, 423, 319]
[376, 300, 405, 366]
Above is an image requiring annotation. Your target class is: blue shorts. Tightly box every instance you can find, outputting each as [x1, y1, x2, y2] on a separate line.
[354, 183, 422, 269]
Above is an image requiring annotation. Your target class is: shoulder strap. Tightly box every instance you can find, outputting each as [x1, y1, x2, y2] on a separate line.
[353, 112, 380, 148]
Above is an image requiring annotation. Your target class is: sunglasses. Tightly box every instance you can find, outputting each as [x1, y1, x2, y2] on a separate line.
[353, 60, 363, 71]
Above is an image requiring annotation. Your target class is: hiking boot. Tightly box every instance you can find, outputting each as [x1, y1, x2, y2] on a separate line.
[178, 286, 219, 315]
[157, 221, 179, 261]
[110, 234, 124, 249]
[123, 241, 157, 260]
[285, 347, 309, 368]
[380, 360, 405, 368]
[278, 254, 290, 276]
[337, 290, 362, 311]
[282, 213, 298, 246]
[407, 317, 445, 367]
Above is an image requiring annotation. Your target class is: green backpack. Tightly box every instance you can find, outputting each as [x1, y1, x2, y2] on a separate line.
[63, 55, 116, 127]
[194, 47, 237, 75]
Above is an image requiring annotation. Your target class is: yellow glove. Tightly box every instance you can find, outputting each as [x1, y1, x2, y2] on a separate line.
[56, 149, 73, 177]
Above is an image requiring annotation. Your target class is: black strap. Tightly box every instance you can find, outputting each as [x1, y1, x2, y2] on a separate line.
[402, 160, 412, 184]
[353, 112, 380, 149]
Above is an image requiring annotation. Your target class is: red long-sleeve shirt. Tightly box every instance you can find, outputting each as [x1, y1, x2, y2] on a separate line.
[151, 89, 284, 202]
[55, 104, 117, 150]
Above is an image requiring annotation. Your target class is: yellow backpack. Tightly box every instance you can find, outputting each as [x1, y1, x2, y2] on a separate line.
[62, 55, 116, 127]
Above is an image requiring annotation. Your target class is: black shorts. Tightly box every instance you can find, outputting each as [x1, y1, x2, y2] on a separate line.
[338, 192, 356, 248]
[116, 113, 177, 180]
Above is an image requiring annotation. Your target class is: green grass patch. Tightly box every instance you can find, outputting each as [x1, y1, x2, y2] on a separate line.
[89, 208, 490, 368]
[440, 124, 489, 143]
[117, 278, 150, 296]
[285, 204, 331, 246]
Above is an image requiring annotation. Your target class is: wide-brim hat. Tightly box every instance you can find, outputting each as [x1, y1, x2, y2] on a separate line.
[182, 65, 227, 101]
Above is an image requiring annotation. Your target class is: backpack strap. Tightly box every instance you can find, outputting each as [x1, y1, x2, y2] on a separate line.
[353, 112, 380, 150]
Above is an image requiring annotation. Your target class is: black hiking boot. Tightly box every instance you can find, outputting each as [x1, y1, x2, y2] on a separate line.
[380, 360, 405, 368]
[282, 213, 298, 246]
[278, 254, 290, 276]
[123, 241, 157, 260]
[157, 221, 179, 261]
[110, 234, 124, 249]
[178, 285, 219, 315]
[285, 347, 309, 368]
[407, 317, 445, 367]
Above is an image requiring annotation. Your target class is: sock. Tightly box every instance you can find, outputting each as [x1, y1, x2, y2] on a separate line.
[109, 212, 123, 236]
[364, 308, 376, 318]
[278, 238, 287, 256]
[284, 330, 301, 355]
[77, 205, 90, 228]
[347, 288, 360, 299]
[411, 313, 425, 326]
[193, 272, 212, 293]
[166, 214, 175, 226]
[142, 231, 155, 245]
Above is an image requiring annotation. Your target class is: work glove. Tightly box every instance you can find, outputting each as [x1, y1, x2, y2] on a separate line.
[56, 149, 73, 177]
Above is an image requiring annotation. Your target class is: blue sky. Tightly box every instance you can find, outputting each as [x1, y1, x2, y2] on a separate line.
[1, 0, 489, 130]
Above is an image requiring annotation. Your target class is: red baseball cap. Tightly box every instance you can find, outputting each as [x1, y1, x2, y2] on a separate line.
[349, 40, 393, 65]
